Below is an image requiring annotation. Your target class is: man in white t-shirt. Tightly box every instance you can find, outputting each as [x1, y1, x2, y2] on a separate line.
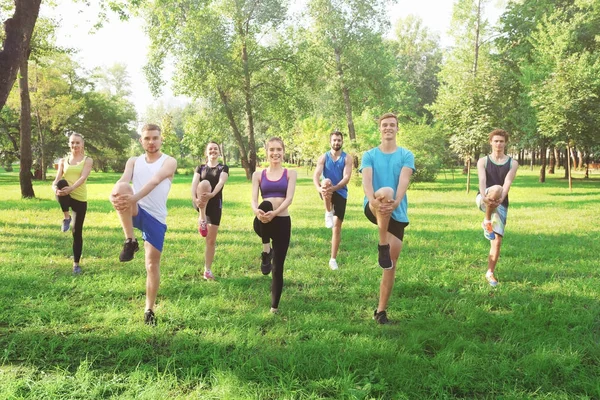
[110, 124, 177, 326]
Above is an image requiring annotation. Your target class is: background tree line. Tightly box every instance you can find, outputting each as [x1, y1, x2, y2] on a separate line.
[1, 0, 599, 198]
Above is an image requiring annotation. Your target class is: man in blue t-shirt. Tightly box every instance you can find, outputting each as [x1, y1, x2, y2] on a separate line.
[313, 131, 354, 271]
[359, 113, 415, 325]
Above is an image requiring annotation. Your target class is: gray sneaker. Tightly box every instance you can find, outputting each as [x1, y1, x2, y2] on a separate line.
[61, 217, 72, 232]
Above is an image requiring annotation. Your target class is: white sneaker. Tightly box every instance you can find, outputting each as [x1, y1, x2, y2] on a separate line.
[325, 211, 334, 229]
[329, 258, 338, 270]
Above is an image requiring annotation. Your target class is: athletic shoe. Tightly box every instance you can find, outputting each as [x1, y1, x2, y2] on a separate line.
[61, 217, 72, 232]
[486, 271, 498, 287]
[373, 309, 390, 325]
[72, 265, 82, 275]
[144, 309, 156, 326]
[482, 221, 495, 240]
[325, 211, 334, 229]
[270, 307, 279, 314]
[119, 238, 139, 262]
[329, 258, 339, 270]
[203, 269, 215, 281]
[199, 220, 208, 237]
[377, 244, 392, 269]
[261, 249, 273, 275]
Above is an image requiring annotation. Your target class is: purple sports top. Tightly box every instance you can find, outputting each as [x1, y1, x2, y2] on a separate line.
[260, 169, 288, 199]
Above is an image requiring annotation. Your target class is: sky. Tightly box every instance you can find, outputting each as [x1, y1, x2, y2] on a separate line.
[40, 0, 504, 119]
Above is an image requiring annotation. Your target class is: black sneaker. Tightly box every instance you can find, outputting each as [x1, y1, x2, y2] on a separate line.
[373, 309, 390, 325]
[144, 309, 156, 326]
[378, 244, 392, 269]
[119, 238, 139, 262]
[261, 249, 273, 275]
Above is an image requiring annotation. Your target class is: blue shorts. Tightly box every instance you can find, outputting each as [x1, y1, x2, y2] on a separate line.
[132, 206, 167, 252]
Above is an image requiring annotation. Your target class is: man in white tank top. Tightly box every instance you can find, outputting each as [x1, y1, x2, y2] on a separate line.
[110, 123, 177, 326]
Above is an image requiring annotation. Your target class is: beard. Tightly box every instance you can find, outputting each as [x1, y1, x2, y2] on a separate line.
[331, 144, 342, 151]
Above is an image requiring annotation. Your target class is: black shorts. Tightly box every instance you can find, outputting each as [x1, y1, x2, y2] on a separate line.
[196, 198, 223, 226]
[331, 192, 347, 221]
[364, 204, 408, 241]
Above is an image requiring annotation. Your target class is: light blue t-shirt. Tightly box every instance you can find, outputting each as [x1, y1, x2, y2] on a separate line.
[359, 146, 415, 223]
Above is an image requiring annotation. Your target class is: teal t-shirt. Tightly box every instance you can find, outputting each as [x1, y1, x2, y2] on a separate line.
[359, 146, 415, 223]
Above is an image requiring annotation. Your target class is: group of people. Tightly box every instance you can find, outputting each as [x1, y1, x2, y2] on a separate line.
[52, 114, 518, 326]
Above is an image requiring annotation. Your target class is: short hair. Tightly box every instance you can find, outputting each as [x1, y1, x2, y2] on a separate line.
[330, 131, 343, 139]
[488, 129, 509, 143]
[69, 133, 84, 142]
[266, 137, 285, 151]
[378, 113, 398, 126]
[141, 123, 161, 134]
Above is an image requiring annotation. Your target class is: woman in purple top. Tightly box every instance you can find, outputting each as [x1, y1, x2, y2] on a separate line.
[251, 137, 297, 314]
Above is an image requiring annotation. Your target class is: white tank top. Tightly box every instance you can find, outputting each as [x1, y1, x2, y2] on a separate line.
[133, 153, 172, 224]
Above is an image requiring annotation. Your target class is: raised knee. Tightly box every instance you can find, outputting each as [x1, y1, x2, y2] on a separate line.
[488, 185, 503, 199]
[198, 180, 211, 193]
[374, 187, 394, 201]
[321, 178, 332, 188]
[112, 182, 132, 196]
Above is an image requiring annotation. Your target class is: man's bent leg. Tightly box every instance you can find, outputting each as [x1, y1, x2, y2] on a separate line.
[111, 182, 137, 239]
[321, 179, 333, 212]
[369, 187, 394, 269]
[144, 240, 161, 313]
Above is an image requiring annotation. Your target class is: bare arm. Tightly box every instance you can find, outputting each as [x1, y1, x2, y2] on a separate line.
[313, 154, 325, 192]
[208, 171, 229, 199]
[51, 158, 66, 194]
[331, 153, 353, 192]
[477, 157, 487, 196]
[117, 157, 137, 185]
[251, 170, 262, 215]
[191, 171, 201, 205]
[500, 160, 519, 203]
[391, 166, 413, 209]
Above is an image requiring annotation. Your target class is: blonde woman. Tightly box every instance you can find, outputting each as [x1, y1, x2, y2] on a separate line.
[251, 137, 297, 313]
[52, 133, 93, 274]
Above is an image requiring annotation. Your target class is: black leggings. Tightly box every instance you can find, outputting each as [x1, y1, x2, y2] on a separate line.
[56, 179, 87, 263]
[253, 201, 291, 309]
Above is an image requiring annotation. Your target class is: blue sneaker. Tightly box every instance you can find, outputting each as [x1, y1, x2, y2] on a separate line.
[482, 221, 495, 240]
[61, 217, 72, 232]
[72, 265, 82, 275]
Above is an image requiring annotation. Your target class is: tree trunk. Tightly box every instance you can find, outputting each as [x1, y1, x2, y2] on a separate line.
[219, 143, 227, 167]
[0, 0, 42, 111]
[539, 144, 546, 183]
[19, 55, 35, 198]
[548, 145, 555, 174]
[240, 37, 257, 178]
[576, 149, 583, 170]
[566, 144, 572, 192]
[530, 149, 535, 171]
[465, 157, 471, 194]
[334, 46, 356, 140]
[218, 88, 252, 179]
[472, 0, 481, 77]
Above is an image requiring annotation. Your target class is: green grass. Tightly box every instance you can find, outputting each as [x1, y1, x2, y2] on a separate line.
[1, 166, 599, 399]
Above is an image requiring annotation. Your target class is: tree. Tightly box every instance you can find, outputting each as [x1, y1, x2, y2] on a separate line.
[0, 0, 41, 112]
[145, 0, 290, 179]
[431, 0, 496, 193]
[304, 0, 394, 140]
[392, 15, 442, 122]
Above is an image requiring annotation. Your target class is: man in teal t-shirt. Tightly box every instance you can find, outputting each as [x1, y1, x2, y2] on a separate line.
[359, 113, 415, 325]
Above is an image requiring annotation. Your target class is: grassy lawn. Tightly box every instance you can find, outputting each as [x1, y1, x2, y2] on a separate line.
[1, 166, 599, 399]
